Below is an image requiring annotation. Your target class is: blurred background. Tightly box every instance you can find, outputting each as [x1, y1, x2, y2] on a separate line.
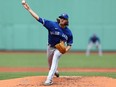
[0, 0, 116, 52]
[0, 0, 116, 80]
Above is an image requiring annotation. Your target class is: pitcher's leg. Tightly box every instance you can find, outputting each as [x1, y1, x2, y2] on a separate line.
[45, 50, 62, 84]
[47, 46, 55, 69]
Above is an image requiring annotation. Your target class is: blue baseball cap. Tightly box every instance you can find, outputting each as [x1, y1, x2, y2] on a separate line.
[59, 13, 69, 20]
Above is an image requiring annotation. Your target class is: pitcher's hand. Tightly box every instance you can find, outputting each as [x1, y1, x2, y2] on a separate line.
[22, 2, 30, 11]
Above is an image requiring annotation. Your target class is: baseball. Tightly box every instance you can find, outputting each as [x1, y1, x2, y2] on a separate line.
[22, 0, 26, 4]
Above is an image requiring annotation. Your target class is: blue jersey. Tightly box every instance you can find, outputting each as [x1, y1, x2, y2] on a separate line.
[89, 36, 100, 43]
[38, 17, 73, 47]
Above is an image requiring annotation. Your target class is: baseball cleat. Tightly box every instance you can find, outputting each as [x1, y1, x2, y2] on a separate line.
[55, 72, 59, 77]
[44, 80, 53, 86]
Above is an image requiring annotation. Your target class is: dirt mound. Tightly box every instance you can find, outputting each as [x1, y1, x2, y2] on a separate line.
[0, 76, 115, 87]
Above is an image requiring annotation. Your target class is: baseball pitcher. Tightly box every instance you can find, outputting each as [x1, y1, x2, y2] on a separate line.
[22, 1, 73, 86]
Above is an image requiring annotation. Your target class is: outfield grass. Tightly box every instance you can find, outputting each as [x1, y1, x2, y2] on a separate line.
[60, 53, 116, 68]
[0, 53, 116, 80]
[0, 53, 47, 67]
[0, 53, 116, 68]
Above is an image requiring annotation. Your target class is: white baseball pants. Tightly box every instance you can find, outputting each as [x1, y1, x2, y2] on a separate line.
[46, 45, 62, 81]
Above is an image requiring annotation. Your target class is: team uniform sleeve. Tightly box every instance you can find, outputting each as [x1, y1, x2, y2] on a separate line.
[38, 17, 44, 25]
[37, 17, 53, 31]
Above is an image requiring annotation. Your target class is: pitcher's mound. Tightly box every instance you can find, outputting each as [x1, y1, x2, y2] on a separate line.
[0, 76, 116, 87]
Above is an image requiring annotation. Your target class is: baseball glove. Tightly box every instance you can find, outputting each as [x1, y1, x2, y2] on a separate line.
[55, 41, 66, 54]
